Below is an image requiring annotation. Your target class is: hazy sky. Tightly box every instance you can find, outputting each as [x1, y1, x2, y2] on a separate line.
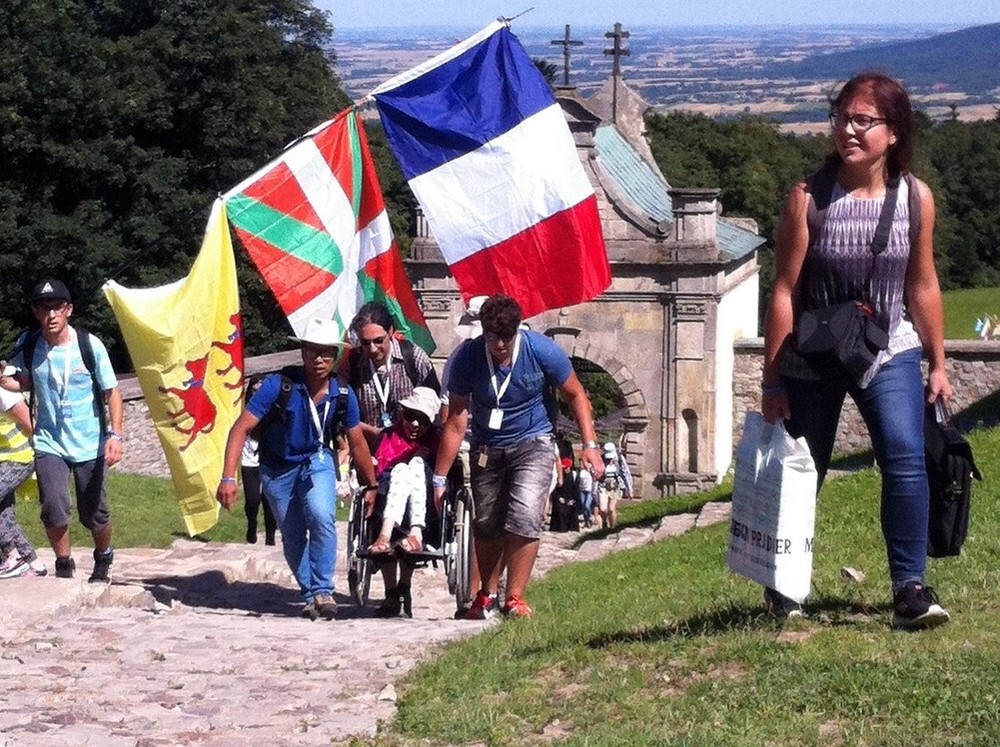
[316, 0, 998, 29]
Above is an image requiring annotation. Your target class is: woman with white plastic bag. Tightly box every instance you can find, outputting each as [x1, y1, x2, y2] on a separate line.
[760, 73, 951, 629]
[728, 412, 816, 609]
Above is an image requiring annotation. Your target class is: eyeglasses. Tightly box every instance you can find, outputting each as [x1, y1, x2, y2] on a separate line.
[829, 112, 887, 132]
[484, 332, 515, 345]
[36, 302, 70, 315]
[359, 335, 387, 348]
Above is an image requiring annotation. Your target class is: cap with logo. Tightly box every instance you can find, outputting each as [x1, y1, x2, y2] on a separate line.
[32, 279, 72, 304]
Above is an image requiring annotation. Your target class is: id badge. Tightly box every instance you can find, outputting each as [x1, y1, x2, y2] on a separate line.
[488, 408, 504, 430]
[381, 412, 393, 428]
[477, 450, 488, 468]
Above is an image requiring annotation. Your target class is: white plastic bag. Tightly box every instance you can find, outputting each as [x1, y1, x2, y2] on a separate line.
[727, 412, 817, 602]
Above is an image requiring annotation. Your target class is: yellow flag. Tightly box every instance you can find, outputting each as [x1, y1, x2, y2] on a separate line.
[104, 199, 243, 535]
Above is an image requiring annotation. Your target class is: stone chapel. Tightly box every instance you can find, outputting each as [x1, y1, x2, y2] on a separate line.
[405, 69, 765, 498]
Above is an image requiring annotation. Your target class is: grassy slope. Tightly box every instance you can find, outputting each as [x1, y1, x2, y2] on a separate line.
[941, 287, 1000, 340]
[371, 426, 1000, 747]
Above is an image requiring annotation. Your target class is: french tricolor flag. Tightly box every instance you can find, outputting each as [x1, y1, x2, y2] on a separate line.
[371, 21, 611, 318]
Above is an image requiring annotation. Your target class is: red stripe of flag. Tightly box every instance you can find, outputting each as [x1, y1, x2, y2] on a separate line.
[448, 196, 609, 318]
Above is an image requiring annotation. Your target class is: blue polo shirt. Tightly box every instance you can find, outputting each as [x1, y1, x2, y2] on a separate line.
[248, 368, 360, 471]
[449, 330, 572, 447]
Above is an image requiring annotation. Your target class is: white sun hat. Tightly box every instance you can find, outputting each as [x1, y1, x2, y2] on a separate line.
[397, 386, 441, 423]
[288, 318, 347, 349]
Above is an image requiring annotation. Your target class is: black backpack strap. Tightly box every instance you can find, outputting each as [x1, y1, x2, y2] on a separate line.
[73, 326, 108, 436]
[20, 330, 40, 423]
[347, 347, 363, 392]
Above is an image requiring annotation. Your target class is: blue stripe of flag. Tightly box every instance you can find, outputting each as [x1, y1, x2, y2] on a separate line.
[373, 27, 556, 180]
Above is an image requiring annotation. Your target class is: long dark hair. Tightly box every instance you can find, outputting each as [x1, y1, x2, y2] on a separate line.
[828, 72, 914, 176]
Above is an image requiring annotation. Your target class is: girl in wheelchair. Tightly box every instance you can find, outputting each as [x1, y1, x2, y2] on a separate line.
[368, 387, 441, 615]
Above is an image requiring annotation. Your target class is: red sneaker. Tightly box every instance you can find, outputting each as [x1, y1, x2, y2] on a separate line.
[464, 590, 499, 620]
[502, 594, 533, 618]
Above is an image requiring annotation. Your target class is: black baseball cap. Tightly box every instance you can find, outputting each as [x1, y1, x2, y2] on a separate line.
[32, 279, 72, 304]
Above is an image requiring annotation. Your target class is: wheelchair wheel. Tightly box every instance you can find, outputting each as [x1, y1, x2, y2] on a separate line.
[452, 488, 474, 612]
[346, 494, 373, 607]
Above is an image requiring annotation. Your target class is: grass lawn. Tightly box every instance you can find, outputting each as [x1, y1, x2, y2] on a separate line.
[941, 286, 1000, 340]
[358, 424, 1000, 747]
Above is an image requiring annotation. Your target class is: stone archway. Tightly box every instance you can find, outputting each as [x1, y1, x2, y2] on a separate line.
[543, 324, 650, 494]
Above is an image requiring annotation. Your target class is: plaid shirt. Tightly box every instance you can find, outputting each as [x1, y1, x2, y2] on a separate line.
[344, 338, 436, 427]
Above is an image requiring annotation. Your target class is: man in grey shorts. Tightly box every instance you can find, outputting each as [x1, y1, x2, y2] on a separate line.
[433, 295, 604, 619]
[4, 279, 124, 582]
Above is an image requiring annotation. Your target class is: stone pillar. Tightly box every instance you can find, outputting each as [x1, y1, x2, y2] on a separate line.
[668, 188, 719, 261]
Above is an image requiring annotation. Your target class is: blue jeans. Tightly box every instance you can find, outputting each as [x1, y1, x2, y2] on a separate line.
[783, 348, 928, 588]
[260, 451, 337, 602]
[578, 490, 593, 518]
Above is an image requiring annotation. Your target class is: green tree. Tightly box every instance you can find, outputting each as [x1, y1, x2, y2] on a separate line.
[0, 0, 348, 363]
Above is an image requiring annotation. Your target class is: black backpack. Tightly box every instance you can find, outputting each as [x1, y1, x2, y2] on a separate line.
[251, 366, 348, 446]
[19, 326, 107, 436]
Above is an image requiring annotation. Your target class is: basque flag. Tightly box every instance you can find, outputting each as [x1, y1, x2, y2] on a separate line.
[370, 21, 610, 318]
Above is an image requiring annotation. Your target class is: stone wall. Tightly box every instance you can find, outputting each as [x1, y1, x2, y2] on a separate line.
[117, 341, 1000, 483]
[732, 339, 1000, 456]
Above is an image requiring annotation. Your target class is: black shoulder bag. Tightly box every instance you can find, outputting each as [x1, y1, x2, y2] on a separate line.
[794, 173, 897, 383]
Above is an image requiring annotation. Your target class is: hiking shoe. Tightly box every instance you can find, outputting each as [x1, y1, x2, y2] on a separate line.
[502, 594, 533, 619]
[301, 602, 318, 621]
[88, 548, 113, 584]
[764, 587, 803, 619]
[314, 593, 337, 620]
[892, 582, 950, 630]
[464, 590, 499, 620]
[55, 556, 76, 579]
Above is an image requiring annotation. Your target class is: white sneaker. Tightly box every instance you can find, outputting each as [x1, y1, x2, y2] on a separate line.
[0, 557, 30, 579]
[28, 560, 48, 577]
[0, 549, 22, 574]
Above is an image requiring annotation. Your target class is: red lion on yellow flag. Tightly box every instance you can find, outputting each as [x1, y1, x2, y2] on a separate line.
[104, 199, 242, 535]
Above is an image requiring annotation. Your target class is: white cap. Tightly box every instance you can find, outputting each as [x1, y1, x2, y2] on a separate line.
[288, 318, 347, 349]
[603, 442, 617, 458]
[455, 295, 489, 340]
[397, 386, 441, 423]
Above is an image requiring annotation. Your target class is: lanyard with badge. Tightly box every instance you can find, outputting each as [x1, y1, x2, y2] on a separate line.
[50, 327, 76, 410]
[369, 358, 394, 428]
[485, 331, 521, 431]
[306, 391, 331, 462]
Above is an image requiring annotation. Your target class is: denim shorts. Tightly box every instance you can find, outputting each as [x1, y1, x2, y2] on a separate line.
[470, 434, 555, 540]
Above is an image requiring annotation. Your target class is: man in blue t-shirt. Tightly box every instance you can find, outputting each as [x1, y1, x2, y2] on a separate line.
[4, 279, 124, 583]
[218, 318, 377, 621]
[433, 295, 604, 619]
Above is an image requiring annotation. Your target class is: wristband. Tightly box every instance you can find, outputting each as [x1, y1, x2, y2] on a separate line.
[220, 476, 237, 484]
[362, 484, 378, 492]
[583, 440, 599, 451]
[761, 383, 785, 396]
[431, 474, 447, 488]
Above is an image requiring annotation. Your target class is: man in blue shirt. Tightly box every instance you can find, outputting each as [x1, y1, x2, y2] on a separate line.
[434, 295, 604, 619]
[218, 318, 377, 621]
[5, 279, 124, 583]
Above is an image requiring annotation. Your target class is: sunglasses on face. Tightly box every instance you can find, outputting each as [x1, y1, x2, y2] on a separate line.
[401, 408, 431, 428]
[359, 335, 387, 348]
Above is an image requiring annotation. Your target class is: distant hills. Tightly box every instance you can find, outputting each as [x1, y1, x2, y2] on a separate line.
[770, 23, 1000, 97]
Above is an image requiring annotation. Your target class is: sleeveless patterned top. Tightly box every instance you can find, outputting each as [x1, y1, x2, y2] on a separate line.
[781, 177, 922, 387]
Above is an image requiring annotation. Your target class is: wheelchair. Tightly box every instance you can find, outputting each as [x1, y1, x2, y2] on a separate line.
[345, 460, 474, 614]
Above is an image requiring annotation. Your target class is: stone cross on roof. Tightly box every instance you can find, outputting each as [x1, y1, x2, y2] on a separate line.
[550, 24, 583, 87]
[603, 22, 631, 122]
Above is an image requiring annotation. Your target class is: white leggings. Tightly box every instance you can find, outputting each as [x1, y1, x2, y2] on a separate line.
[379, 457, 428, 539]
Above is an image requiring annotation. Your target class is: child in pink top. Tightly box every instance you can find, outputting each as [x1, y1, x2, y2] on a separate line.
[369, 387, 440, 554]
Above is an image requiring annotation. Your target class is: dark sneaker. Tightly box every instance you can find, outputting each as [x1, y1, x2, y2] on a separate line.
[314, 593, 337, 620]
[502, 594, 533, 619]
[892, 582, 950, 630]
[464, 590, 499, 620]
[88, 549, 113, 584]
[764, 587, 803, 619]
[55, 556, 76, 579]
